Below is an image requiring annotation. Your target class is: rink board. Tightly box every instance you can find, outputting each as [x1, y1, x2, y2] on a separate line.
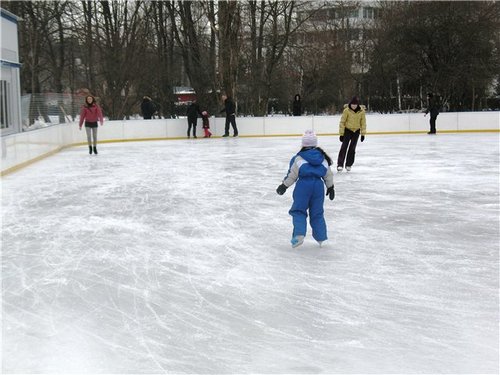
[1, 111, 499, 175]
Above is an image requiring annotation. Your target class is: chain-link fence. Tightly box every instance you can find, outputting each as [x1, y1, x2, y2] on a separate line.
[21, 93, 83, 131]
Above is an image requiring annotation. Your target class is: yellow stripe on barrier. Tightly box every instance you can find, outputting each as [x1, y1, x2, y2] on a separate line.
[2, 129, 499, 177]
[1, 146, 65, 176]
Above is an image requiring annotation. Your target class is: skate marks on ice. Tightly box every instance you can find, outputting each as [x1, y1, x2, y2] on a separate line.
[1, 134, 499, 373]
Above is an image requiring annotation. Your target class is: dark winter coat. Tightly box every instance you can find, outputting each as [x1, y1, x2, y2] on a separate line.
[186, 102, 201, 120]
[141, 99, 156, 119]
[292, 94, 302, 116]
[220, 97, 236, 117]
[202, 115, 210, 129]
[425, 97, 440, 118]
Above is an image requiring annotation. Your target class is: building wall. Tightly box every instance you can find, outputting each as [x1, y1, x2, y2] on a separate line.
[2, 112, 499, 175]
[0, 9, 22, 135]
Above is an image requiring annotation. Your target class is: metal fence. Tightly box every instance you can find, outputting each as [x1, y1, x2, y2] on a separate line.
[21, 93, 83, 131]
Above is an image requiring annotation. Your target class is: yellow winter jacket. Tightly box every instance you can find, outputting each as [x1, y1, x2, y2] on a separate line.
[339, 104, 366, 136]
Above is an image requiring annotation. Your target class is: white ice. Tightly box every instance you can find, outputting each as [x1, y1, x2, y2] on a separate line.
[2, 133, 499, 374]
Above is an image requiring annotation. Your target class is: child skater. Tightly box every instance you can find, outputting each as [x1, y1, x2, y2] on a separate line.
[276, 130, 335, 248]
[79, 95, 104, 154]
[201, 111, 212, 138]
[337, 96, 366, 172]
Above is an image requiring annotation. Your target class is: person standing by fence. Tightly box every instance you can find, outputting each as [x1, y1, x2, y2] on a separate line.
[141, 96, 157, 120]
[424, 93, 440, 134]
[220, 94, 238, 137]
[292, 94, 302, 116]
[79, 95, 104, 155]
[186, 100, 201, 139]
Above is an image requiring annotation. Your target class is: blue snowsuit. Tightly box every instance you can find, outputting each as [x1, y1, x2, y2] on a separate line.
[282, 148, 334, 242]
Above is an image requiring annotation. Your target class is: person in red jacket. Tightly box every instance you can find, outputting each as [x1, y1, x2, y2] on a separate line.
[79, 95, 104, 154]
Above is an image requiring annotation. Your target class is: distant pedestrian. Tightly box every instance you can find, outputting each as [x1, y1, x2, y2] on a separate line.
[79, 95, 104, 155]
[186, 100, 201, 138]
[424, 93, 440, 134]
[337, 96, 366, 172]
[201, 111, 212, 138]
[141, 96, 156, 120]
[220, 94, 238, 137]
[292, 94, 302, 116]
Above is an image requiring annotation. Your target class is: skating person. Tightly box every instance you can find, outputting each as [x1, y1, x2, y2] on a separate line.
[79, 95, 104, 154]
[201, 111, 212, 138]
[337, 96, 366, 172]
[186, 100, 201, 138]
[276, 130, 335, 248]
[292, 94, 302, 116]
[220, 94, 238, 137]
[424, 93, 440, 134]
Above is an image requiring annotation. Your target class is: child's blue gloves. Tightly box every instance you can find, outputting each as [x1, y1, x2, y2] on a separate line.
[276, 184, 287, 195]
[326, 186, 335, 200]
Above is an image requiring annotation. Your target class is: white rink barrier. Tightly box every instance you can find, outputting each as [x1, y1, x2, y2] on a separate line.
[2, 111, 499, 175]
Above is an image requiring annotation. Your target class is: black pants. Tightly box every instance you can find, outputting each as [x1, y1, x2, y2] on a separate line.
[187, 118, 197, 137]
[337, 128, 360, 168]
[429, 116, 437, 133]
[224, 115, 238, 136]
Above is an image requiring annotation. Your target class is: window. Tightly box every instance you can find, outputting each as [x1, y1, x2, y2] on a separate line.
[0, 80, 10, 129]
[348, 8, 359, 18]
[363, 8, 374, 19]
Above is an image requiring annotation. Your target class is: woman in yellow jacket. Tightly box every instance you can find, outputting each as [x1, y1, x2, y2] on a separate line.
[337, 96, 366, 172]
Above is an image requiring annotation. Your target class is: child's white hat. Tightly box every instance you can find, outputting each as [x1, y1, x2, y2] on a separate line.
[302, 129, 317, 147]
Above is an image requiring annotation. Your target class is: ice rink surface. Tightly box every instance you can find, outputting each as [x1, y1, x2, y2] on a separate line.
[2, 133, 499, 374]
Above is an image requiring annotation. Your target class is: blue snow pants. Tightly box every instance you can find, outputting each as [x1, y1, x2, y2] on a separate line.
[289, 177, 327, 241]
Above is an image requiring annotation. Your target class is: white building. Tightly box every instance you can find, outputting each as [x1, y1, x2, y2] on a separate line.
[1, 8, 22, 135]
[296, 1, 379, 74]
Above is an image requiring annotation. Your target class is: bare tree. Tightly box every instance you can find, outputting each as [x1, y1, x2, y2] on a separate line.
[167, 1, 217, 111]
[93, 0, 148, 119]
[242, 1, 325, 115]
[147, 1, 177, 118]
[37, 1, 73, 122]
[218, 0, 241, 100]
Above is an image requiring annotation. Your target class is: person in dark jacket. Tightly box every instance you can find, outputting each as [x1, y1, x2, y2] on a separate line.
[186, 100, 201, 138]
[141, 96, 156, 120]
[424, 93, 440, 134]
[292, 94, 302, 116]
[220, 94, 238, 137]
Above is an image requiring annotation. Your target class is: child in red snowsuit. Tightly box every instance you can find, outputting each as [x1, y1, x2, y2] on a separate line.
[202, 111, 212, 138]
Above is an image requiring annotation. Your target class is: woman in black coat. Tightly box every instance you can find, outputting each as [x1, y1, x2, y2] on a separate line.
[292, 94, 302, 116]
[141, 96, 156, 119]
